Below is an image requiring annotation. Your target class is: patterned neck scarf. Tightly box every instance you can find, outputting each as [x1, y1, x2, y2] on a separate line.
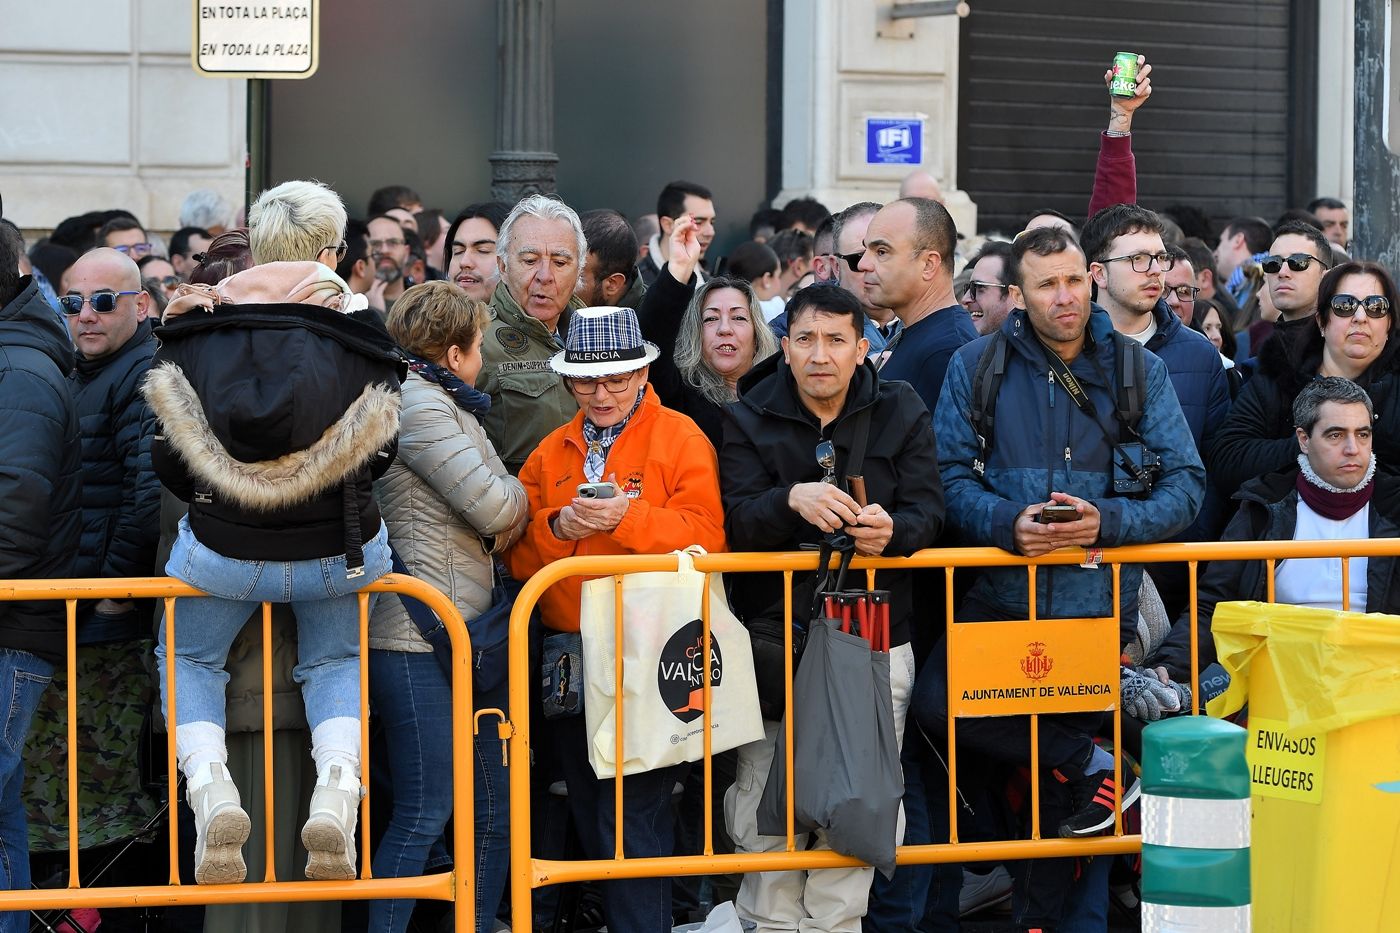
[581, 388, 646, 482]
[406, 355, 492, 417]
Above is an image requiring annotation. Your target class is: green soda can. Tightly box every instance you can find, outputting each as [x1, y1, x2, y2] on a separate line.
[1110, 51, 1140, 98]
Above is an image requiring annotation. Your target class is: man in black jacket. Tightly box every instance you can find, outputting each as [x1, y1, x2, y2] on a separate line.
[1150, 376, 1398, 685]
[0, 216, 82, 910]
[720, 284, 944, 933]
[60, 249, 161, 621]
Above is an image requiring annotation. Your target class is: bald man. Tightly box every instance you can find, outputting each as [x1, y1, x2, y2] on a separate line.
[898, 170, 945, 204]
[60, 249, 161, 586]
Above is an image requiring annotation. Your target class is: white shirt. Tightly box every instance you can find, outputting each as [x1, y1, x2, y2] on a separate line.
[1274, 499, 1369, 611]
[1123, 315, 1158, 345]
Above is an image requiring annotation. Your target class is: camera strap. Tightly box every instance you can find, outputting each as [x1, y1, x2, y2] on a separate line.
[1034, 334, 1154, 487]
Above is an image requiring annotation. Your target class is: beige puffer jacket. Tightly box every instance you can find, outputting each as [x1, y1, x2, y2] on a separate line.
[371, 370, 529, 651]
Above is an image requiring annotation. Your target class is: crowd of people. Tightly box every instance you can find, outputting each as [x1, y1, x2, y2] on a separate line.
[0, 55, 1385, 933]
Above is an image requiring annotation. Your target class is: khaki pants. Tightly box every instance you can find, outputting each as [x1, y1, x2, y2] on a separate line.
[725, 642, 915, 933]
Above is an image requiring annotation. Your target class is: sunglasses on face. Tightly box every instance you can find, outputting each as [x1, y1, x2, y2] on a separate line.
[963, 280, 1010, 300]
[1329, 294, 1392, 319]
[59, 291, 141, 315]
[1261, 253, 1327, 274]
[839, 251, 863, 272]
[145, 275, 180, 290]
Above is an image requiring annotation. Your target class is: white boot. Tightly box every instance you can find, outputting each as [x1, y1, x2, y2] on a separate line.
[188, 762, 250, 884]
[301, 764, 362, 880]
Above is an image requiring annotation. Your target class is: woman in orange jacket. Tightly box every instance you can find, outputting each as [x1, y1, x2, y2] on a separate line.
[507, 305, 725, 933]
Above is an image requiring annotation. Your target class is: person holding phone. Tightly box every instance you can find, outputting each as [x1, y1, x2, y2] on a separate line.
[916, 225, 1204, 930]
[507, 305, 726, 933]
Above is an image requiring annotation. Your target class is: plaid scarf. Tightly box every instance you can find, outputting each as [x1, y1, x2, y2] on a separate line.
[581, 388, 645, 482]
[407, 355, 491, 417]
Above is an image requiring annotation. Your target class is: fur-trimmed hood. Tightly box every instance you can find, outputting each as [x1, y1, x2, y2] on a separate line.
[143, 361, 399, 511]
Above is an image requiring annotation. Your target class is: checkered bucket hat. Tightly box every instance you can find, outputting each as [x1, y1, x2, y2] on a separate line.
[550, 306, 661, 378]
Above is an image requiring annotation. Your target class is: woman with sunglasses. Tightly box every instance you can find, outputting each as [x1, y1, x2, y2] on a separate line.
[1209, 261, 1400, 498]
[635, 215, 780, 450]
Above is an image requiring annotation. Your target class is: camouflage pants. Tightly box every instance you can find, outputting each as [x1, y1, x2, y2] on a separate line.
[24, 639, 163, 853]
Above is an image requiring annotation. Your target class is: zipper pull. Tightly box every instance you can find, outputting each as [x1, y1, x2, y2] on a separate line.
[1064, 447, 1072, 462]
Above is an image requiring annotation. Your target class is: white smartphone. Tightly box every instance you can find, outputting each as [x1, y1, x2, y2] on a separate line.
[576, 482, 619, 499]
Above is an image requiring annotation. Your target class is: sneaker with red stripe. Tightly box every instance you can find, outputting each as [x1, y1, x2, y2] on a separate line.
[1057, 768, 1141, 837]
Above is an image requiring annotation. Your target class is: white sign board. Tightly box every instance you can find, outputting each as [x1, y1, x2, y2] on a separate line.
[193, 1, 319, 79]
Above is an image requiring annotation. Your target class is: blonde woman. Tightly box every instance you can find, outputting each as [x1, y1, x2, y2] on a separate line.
[370, 281, 528, 932]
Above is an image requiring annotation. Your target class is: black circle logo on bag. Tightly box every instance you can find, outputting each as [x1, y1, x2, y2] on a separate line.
[657, 619, 722, 724]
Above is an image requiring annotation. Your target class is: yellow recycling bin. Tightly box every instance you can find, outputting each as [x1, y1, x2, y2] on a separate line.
[1209, 601, 1400, 933]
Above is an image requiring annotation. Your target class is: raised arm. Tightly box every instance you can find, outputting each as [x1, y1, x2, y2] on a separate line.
[1088, 56, 1152, 217]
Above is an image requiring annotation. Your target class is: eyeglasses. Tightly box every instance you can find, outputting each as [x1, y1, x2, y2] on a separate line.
[322, 240, 348, 262]
[112, 243, 153, 258]
[1329, 294, 1392, 319]
[59, 291, 141, 315]
[1261, 253, 1328, 274]
[145, 275, 180, 290]
[369, 238, 406, 251]
[1103, 251, 1175, 273]
[963, 280, 1009, 299]
[565, 373, 636, 394]
[1167, 284, 1200, 303]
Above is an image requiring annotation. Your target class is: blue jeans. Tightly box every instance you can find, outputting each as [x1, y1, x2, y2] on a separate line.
[155, 517, 390, 731]
[366, 651, 510, 933]
[554, 712, 685, 933]
[0, 649, 54, 933]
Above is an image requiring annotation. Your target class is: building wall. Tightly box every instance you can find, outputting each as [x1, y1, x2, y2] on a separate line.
[1316, 0, 1354, 206]
[0, 0, 246, 232]
[267, 1, 768, 253]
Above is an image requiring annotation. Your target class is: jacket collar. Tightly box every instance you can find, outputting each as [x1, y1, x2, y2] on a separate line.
[0, 277, 74, 376]
[736, 351, 880, 428]
[153, 301, 402, 368]
[490, 280, 584, 343]
[1001, 306, 1118, 388]
[74, 318, 153, 379]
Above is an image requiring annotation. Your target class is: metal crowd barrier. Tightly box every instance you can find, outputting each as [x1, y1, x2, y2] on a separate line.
[0, 573, 482, 930]
[505, 538, 1400, 930]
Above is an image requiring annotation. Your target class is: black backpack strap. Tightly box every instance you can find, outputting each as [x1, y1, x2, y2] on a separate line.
[844, 402, 875, 479]
[1114, 334, 1147, 442]
[969, 333, 1008, 478]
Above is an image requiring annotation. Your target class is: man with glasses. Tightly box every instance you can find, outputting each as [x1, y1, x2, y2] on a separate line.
[858, 197, 978, 410]
[1263, 220, 1333, 327]
[0, 215, 81, 922]
[810, 202, 903, 352]
[98, 215, 153, 259]
[1082, 205, 1230, 618]
[1163, 244, 1199, 326]
[961, 239, 1017, 336]
[366, 214, 413, 312]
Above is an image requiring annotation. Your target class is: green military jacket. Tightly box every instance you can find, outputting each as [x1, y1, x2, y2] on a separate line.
[478, 281, 585, 474]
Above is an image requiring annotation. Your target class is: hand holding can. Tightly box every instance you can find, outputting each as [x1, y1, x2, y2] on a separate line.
[1109, 51, 1140, 97]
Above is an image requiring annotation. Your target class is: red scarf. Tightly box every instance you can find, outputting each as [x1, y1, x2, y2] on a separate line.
[1295, 468, 1374, 520]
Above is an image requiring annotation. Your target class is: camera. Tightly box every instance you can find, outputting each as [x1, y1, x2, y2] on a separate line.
[1112, 442, 1161, 496]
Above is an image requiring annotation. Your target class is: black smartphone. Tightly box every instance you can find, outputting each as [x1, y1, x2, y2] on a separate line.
[1038, 504, 1080, 523]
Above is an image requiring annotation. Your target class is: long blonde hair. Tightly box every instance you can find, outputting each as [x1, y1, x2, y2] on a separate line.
[674, 276, 780, 405]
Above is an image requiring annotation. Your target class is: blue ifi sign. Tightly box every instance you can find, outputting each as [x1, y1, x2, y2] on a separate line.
[865, 118, 923, 165]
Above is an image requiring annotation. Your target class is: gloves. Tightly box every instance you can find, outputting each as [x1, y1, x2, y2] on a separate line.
[1121, 666, 1192, 721]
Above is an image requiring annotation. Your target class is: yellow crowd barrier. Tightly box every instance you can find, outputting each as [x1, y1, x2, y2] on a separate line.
[0, 573, 483, 930]
[504, 537, 1400, 930]
[0, 537, 1395, 923]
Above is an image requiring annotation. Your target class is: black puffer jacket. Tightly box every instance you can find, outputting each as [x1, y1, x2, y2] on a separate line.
[145, 303, 404, 567]
[720, 354, 945, 648]
[1208, 318, 1400, 499]
[0, 278, 82, 665]
[70, 319, 160, 578]
[1150, 469, 1400, 682]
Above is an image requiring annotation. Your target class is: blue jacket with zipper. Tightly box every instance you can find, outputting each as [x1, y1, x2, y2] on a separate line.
[933, 307, 1205, 643]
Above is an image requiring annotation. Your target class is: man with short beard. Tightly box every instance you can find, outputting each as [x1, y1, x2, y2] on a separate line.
[577, 209, 644, 309]
[961, 239, 1017, 336]
[367, 214, 412, 311]
[478, 195, 588, 474]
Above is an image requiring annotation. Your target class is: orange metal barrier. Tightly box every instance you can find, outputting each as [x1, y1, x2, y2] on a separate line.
[505, 538, 1400, 929]
[0, 573, 485, 928]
